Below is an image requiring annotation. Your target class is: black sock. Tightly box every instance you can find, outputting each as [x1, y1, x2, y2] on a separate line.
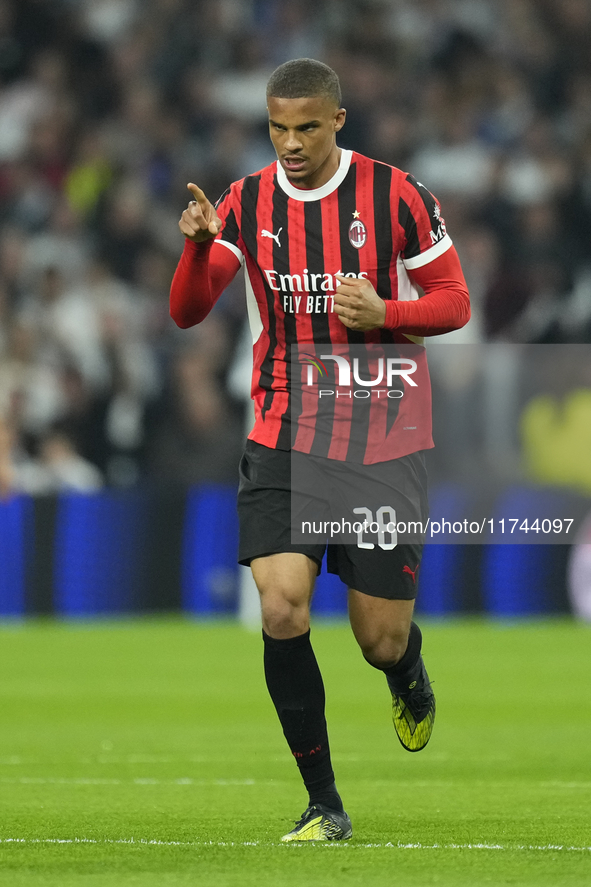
[365, 621, 423, 693]
[263, 629, 343, 813]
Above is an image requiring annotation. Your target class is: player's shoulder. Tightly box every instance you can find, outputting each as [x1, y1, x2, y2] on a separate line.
[350, 151, 416, 190]
[349, 150, 403, 176]
[398, 170, 439, 203]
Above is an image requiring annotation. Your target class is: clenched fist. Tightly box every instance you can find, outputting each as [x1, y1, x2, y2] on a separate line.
[333, 273, 387, 331]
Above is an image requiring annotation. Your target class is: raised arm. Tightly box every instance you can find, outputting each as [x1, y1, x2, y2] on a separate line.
[170, 183, 241, 328]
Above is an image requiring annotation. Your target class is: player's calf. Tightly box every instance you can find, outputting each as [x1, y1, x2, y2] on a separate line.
[366, 621, 436, 752]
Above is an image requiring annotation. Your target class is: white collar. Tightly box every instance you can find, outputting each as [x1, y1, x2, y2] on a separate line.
[275, 148, 352, 201]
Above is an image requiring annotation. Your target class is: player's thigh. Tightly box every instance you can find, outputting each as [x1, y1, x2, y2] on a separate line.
[329, 541, 422, 661]
[251, 551, 318, 605]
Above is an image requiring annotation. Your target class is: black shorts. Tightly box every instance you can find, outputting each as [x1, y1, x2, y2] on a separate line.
[237, 440, 428, 600]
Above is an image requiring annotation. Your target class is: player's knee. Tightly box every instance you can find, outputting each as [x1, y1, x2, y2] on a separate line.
[262, 605, 309, 638]
[359, 631, 408, 669]
[260, 589, 310, 638]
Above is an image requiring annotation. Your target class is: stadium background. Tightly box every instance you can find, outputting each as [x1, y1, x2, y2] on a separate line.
[1, 0, 591, 620]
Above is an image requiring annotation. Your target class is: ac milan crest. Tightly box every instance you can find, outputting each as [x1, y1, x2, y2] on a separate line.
[348, 218, 367, 249]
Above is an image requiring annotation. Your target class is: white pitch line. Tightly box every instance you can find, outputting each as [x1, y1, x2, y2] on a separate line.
[0, 838, 589, 852]
[5, 776, 591, 791]
[0, 777, 258, 786]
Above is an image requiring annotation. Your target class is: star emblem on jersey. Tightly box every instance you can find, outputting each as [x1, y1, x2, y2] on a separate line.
[348, 218, 367, 249]
[261, 227, 282, 247]
[352, 210, 361, 219]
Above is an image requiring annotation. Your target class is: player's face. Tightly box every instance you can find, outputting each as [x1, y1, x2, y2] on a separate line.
[267, 95, 346, 190]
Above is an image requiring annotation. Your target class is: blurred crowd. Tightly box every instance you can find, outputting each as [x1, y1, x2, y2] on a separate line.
[1, 0, 591, 490]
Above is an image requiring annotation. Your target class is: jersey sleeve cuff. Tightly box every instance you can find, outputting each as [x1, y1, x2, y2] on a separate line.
[403, 233, 453, 270]
[214, 238, 244, 265]
[383, 300, 399, 329]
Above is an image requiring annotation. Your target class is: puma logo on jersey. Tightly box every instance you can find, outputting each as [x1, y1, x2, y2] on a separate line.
[261, 227, 282, 247]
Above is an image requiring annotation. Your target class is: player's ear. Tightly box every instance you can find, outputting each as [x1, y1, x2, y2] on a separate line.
[334, 108, 346, 132]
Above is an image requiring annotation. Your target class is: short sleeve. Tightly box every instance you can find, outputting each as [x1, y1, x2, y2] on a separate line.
[214, 182, 245, 265]
[398, 174, 453, 270]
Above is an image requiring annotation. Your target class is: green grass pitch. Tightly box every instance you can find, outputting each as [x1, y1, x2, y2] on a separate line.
[0, 618, 589, 886]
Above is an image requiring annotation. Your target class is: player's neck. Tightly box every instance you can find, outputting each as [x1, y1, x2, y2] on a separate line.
[287, 147, 342, 191]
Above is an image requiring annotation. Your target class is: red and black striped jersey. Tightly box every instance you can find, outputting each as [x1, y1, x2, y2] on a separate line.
[212, 149, 455, 463]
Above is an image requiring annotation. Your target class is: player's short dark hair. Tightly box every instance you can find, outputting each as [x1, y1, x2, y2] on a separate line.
[266, 59, 342, 106]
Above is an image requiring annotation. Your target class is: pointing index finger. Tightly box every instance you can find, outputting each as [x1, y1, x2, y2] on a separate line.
[187, 182, 209, 205]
